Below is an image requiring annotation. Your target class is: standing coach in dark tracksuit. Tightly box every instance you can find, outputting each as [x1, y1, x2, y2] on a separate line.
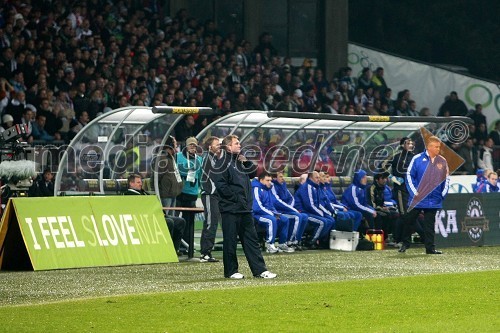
[399, 136, 449, 255]
[212, 135, 277, 279]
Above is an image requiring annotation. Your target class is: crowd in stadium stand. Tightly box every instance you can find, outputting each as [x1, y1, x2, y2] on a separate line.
[0, 2, 498, 152]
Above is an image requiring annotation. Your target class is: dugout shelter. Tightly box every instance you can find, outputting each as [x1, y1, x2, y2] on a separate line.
[55, 107, 473, 198]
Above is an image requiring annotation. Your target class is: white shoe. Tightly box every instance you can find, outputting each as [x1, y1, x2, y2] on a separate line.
[258, 270, 277, 279]
[229, 272, 244, 279]
[266, 243, 279, 254]
[278, 243, 295, 253]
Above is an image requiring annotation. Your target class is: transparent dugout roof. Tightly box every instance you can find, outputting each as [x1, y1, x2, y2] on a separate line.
[197, 111, 473, 178]
[55, 106, 181, 195]
[55, 108, 473, 196]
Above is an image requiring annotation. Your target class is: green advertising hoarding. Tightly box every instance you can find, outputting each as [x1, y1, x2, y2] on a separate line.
[0, 196, 178, 270]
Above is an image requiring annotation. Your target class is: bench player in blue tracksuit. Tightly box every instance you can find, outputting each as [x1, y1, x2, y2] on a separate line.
[341, 169, 377, 235]
[271, 172, 309, 250]
[252, 172, 294, 253]
[294, 171, 334, 248]
[319, 172, 363, 232]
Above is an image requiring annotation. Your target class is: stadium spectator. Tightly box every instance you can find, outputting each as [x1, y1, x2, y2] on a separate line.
[302, 86, 318, 112]
[468, 104, 487, 129]
[489, 120, 500, 145]
[353, 88, 368, 110]
[67, 111, 89, 142]
[252, 172, 294, 253]
[438, 91, 468, 117]
[174, 115, 195, 143]
[275, 94, 299, 112]
[478, 137, 494, 171]
[32, 113, 60, 142]
[254, 32, 278, 58]
[371, 67, 387, 94]
[395, 99, 410, 116]
[419, 107, 431, 117]
[457, 137, 477, 175]
[407, 100, 419, 117]
[357, 67, 373, 92]
[18, 107, 34, 143]
[4, 90, 26, 123]
[0, 113, 13, 132]
[381, 88, 395, 112]
[212, 134, 276, 279]
[473, 123, 489, 146]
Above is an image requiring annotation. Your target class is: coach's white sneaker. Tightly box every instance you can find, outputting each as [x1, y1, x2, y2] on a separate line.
[257, 271, 277, 279]
[229, 272, 244, 279]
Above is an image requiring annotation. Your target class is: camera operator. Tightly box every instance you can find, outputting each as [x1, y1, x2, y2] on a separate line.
[29, 169, 55, 197]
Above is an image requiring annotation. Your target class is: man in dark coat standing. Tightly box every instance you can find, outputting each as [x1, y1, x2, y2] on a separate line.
[212, 135, 276, 279]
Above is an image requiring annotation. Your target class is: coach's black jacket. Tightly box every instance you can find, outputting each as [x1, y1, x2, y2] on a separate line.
[212, 150, 257, 214]
[388, 150, 415, 191]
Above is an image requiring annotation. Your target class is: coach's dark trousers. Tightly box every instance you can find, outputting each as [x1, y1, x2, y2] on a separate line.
[401, 208, 437, 252]
[221, 212, 267, 278]
[200, 194, 221, 256]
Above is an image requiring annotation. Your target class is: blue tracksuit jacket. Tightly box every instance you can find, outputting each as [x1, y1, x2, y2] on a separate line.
[251, 178, 277, 216]
[341, 169, 376, 215]
[271, 179, 299, 213]
[406, 151, 449, 209]
[294, 178, 328, 217]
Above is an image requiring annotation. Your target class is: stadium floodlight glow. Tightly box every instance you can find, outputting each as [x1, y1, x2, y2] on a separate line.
[152, 106, 213, 115]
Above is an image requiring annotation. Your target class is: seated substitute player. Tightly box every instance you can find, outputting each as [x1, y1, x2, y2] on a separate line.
[252, 172, 294, 253]
[294, 171, 334, 248]
[368, 171, 400, 243]
[271, 171, 309, 250]
[319, 172, 363, 232]
[341, 169, 377, 235]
